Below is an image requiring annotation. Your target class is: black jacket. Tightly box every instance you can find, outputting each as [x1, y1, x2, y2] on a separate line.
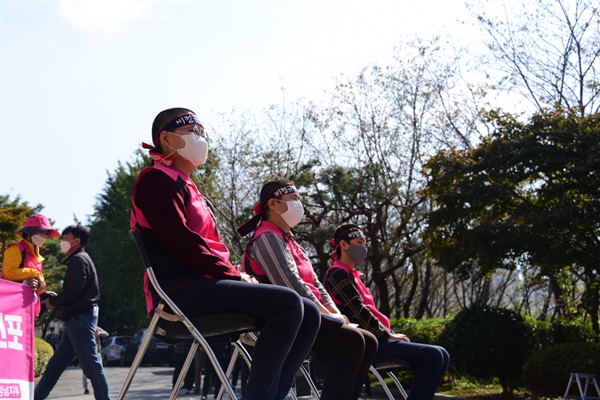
[50, 247, 100, 321]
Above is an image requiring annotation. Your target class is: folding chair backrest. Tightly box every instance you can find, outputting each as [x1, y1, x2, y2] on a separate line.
[129, 230, 179, 315]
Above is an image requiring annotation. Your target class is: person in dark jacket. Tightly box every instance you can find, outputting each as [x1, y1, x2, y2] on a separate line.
[35, 225, 110, 400]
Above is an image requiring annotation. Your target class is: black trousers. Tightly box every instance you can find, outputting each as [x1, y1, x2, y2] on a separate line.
[175, 279, 321, 400]
[311, 316, 378, 400]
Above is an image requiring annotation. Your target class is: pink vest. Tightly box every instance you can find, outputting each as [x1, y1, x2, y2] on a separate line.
[330, 260, 391, 329]
[2, 241, 43, 316]
[245, 221, 322, 301]
[2, 241, 42, 277]
[131, 164, 232, 315]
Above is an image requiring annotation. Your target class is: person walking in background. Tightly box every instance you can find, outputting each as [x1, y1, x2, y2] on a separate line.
[200, 342, 229, 400]
[192, 348, 204, 395]
[172, 339, 196, 394]
[230, 347, 250, 399]
[45, 327, 59, 351]
[130, 107, 320, 400]
[324, 224, 450, 400]
[34, 225, 110, 400]
[1, 213, 58, 316]
[238, 179, 378, 400]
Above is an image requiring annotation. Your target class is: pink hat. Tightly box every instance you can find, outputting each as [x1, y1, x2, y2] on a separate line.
[16, 214, 60, 238]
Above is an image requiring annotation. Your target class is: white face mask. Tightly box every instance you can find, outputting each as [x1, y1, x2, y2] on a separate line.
[60, 240, 71, 253]
[31, 234, 47, 247]
[169, 133, 208, 167]
[276, 200, 304, 228]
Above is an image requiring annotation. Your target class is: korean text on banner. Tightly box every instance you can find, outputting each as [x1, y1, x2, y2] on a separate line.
[0, 279, 35, 399]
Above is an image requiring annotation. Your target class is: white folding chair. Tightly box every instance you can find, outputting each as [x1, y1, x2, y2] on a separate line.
[118, 230, 260, 400]
[370, 360, 410, 400]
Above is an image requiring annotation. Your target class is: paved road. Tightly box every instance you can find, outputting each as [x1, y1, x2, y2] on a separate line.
[40, 365, 461, 399]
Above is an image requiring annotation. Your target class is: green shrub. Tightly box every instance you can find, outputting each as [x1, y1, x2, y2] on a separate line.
[524, 317, 552, 351]
[439, 305, 532, 395]
[391, 317, 450, 345]
[35, 337, 54, 377]
[524, 317, 598, 351]
[523, 342, 600, 397]
[551, 319, 597, 344]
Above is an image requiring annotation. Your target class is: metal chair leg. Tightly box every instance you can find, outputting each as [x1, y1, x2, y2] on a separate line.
[197, 336, 238, 399]
[216, 342, 245, 400]
[299, 360, 320, 399]
[369, 366, 395, 400]
[170, 341, 200, 400]
[386, 370, 408, 399]
[117, 305, 163, 400]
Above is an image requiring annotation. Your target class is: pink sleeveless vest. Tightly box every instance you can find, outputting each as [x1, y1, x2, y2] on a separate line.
[131, 164, 232, 315]
[244, 221, 322, 301]
[2, 241, 43, 315]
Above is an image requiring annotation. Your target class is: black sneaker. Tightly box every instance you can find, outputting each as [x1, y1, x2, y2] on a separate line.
[84, 389, 90, 395]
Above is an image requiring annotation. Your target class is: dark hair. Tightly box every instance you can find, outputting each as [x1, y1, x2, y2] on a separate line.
[151, 107, 195, 150]
[333, 223, 361, 258]
[62, 225, 90, 246]
[259, 179, 295, 216]
[237, 179, 296, 237]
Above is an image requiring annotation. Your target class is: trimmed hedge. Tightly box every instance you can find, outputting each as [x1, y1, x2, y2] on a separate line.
[525, 317, 598, 351]
[35, 337, 54, 377]
[522, 342, 600, 397]
[385, 312, 598, 397]
[391, 317, 450, 345]
[439, 305, 532, 394]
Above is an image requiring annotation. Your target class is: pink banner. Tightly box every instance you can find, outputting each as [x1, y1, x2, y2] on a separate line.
[0, 279, 35, 400]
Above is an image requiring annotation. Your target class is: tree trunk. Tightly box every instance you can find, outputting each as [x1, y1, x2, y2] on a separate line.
[404, 262, 419, 318]
[415, 260, 431, 319]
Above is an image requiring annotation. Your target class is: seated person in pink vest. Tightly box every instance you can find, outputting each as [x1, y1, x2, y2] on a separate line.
[2, 213, 58, 315]
[238, 179, 377, 400]
[323, 224, 450, 400]
[130, 108, 320, 400]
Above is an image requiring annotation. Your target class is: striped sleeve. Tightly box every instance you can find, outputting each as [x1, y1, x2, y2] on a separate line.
[250, 233, 319, 303]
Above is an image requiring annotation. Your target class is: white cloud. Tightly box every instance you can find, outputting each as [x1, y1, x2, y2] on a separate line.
[59, 0, 154, 33]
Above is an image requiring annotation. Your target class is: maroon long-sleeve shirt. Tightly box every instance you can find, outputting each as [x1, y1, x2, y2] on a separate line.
[131, 166, 241, 281]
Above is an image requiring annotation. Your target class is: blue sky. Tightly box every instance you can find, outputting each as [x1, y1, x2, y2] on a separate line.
[1, 0, 472, 231]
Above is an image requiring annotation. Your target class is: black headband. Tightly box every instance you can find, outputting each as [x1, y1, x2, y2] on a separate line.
[256, 185, 297, 213]
[236, 184, 298, 237]
[329, 228, 365, 248]
[153, 113, 203, 144]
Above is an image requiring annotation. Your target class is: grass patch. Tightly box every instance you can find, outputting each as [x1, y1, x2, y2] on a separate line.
[437, 376, 563, 399]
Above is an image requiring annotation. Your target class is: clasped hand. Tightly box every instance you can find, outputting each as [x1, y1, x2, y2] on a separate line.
[390, 332, 411, 342]
[240, 272, 259, 284]
[27, 277, 46, 292]
[41, 291, 58, 309]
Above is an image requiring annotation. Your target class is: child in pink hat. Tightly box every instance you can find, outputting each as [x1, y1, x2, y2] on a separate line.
[1, 213, 59, 315]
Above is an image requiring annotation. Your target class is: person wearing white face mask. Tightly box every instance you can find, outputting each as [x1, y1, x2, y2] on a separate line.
[238, 180, 378, 400]
[131, 108, 320, 400]
[36, 224, 110, 400]
[1, 213, 58, 315]
[323, 224, 450, 400]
